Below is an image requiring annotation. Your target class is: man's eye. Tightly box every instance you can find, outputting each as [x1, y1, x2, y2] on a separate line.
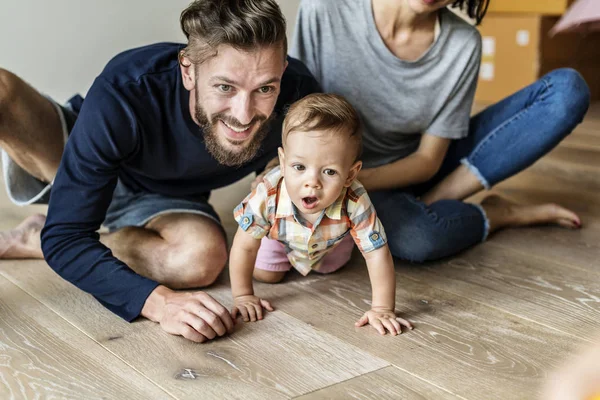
[218, 84, 232, 92]
[258, 86, 273, 94]
[293, 164, 305, 171]
[324, 169, 337, 176]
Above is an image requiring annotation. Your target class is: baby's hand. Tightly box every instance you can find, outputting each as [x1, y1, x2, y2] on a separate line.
[355, 308, 413, 336]
[232, 295, 274, 322]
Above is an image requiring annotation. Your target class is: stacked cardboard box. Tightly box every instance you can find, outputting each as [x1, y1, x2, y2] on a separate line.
[475, 0, 600, 103]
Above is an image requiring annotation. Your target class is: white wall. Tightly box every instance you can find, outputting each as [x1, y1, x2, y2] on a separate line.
[0, 0, 301, 103]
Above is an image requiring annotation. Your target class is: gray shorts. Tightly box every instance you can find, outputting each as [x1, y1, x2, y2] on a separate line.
[1, 97, 222, 232]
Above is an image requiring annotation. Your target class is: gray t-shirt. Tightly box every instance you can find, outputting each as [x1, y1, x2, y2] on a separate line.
[291, 0, 482, 168]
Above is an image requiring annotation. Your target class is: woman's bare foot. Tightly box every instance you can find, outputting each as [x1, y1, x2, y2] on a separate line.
[0, 214, 46, 259]
[481, 194, 581, 234]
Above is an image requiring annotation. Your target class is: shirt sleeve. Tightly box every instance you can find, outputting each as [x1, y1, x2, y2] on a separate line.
[41, 77, 159, 322]
[233, 181, 272, 240]
[290, 0, 324, 84]
[347, 186, 388, 253]
[426, 31, 482, 139]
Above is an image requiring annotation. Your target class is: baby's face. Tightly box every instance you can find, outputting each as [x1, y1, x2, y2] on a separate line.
[279, 129, 361, 219]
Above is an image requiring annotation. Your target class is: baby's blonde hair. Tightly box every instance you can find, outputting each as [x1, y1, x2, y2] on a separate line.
[282, 93, 362, 161]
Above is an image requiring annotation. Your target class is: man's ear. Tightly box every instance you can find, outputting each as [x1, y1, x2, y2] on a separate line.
[278, 147, 285, 176]
[179, 51, 196, 91]
[345, 161, 362, 187]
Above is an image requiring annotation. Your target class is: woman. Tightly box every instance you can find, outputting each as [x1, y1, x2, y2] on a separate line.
[290, 0, 590, 262]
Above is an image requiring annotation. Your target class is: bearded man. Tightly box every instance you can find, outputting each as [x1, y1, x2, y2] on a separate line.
[0, 0, 318, 342]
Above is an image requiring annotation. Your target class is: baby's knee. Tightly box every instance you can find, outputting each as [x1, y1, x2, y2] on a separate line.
[253, 269, 286, 284]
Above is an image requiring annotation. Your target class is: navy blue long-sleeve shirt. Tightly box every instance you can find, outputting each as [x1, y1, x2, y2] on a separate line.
[41, 43, 319, 321]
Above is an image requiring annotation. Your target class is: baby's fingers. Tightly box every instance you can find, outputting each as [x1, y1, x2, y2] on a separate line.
[355, 313, 369, 327]
[371, 318, 386, 335]
[260, 299, 274, 312]
[396, 316, 414, 330]
[238, 306, 250, 322]
[253, 303, 264, 320]
[247, 304, 258, 322]
[391, 318, 403, 334]
[381, 318, 398, 336]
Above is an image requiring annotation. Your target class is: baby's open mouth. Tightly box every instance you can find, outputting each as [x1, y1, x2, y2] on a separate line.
[302, 196, 319, 210]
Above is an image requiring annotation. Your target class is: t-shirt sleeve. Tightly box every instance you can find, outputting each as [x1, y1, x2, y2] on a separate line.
[347, 187, 388, 253]
[426, 31, 482, 140]
[233, 181, 272, 239]
[290, 0, 323, 83]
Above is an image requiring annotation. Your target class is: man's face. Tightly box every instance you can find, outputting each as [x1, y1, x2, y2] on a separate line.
[181, 44, 288, 166]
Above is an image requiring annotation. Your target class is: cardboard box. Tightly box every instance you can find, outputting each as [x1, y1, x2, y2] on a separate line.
[475, 13, 600, 104]
[487, 0, 576, 15]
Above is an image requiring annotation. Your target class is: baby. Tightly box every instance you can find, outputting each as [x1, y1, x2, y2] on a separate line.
[229, 93, 412, 335]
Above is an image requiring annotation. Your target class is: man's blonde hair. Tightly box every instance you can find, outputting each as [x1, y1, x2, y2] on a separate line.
[282, 93, 362, 161]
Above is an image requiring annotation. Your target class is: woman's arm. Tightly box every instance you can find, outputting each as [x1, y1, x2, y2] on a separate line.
[358, 134, 451, 191]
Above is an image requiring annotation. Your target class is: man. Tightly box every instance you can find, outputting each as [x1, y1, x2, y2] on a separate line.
[0, 0, 319, 342]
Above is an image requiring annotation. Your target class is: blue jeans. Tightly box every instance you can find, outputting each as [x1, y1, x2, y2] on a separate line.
[370, 68, 590, 262]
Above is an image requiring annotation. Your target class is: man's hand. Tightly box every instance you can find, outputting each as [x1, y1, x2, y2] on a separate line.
[142, 286, 234, 343]
[355, 308, 413, 336]
[232, 294, 274, 322]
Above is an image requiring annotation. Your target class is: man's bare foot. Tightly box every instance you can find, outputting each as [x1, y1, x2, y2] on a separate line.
[0, 214, 46, 259]
[480, 195, 581, 235]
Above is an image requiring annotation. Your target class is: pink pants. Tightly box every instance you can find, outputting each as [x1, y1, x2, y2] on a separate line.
[255, 234, 355, 274]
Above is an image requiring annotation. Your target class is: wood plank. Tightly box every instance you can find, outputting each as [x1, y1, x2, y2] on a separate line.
[257, 262, 583, 400]
[295, 366, 462, 400]
[0, 260, 389, 399]
[0, 274, 169, 400]
[561, 131, 600, 152]
[397, 244, 600, 341]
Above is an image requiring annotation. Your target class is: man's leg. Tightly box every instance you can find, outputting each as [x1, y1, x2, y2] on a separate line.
[0, 68, 66, 259]
[101, 213, 228, 289]
[0, 69, 64, 183]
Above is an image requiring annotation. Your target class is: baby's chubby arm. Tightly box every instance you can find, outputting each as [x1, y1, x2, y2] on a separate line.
[230, 227, 274, 322]
[358, 244, 413, 335]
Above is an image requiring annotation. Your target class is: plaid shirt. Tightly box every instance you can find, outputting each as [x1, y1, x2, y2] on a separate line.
[233, 167, 387, 276]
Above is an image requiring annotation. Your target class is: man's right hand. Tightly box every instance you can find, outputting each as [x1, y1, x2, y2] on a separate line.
[141, 285, 235, 343]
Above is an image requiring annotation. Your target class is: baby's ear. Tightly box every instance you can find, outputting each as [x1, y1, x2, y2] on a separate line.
[345, 161, 362, 187]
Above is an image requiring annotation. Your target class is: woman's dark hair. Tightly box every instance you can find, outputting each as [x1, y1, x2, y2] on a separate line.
[451, 0, 490, 25]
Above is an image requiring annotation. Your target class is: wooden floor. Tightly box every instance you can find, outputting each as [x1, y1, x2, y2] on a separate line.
[1, 104, 599, 399]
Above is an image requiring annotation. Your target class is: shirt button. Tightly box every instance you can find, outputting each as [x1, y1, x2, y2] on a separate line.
[311, 244, 318, 249]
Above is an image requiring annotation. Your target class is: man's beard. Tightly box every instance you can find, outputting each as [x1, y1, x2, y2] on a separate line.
[195, 101, 275, 167]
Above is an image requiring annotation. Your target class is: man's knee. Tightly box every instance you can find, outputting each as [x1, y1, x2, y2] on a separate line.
[0, 68, 17, 122]
[164, 239, 228, 288]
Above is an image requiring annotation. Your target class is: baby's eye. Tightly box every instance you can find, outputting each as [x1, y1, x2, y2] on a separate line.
[293, 164, 305, 171]
[324, 169, 337, 176]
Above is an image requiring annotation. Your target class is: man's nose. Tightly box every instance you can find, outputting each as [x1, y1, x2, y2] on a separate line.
[230, 93, 254, 126]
